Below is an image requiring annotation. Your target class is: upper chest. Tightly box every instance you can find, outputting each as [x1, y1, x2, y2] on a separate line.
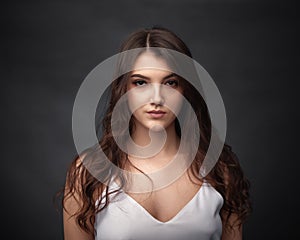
[124, 172, 203, 223]
[95, 175, 224, 240]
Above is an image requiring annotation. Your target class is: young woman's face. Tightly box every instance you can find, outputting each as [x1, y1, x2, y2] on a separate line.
[126, 51, 184, 132]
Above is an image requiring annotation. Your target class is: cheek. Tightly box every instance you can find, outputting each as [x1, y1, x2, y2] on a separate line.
[165, 94, 184, 116]
[127, 93, 141, 114]
[127, 89, 150, 113]
[127, 93, 135, 113]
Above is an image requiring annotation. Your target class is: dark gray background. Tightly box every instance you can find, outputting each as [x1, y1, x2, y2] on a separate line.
[2, 0, 297, 239]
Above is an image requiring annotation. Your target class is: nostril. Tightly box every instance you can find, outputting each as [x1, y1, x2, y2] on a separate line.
[150, 97, 164, 106]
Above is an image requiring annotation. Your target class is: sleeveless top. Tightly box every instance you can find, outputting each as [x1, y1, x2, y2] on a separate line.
[94, 180, 224, 240]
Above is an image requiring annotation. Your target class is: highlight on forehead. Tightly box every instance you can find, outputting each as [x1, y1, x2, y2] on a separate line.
[133, 51, 173, 72]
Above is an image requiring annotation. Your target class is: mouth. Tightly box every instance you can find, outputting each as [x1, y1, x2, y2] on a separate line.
[147, 110, 166, 119]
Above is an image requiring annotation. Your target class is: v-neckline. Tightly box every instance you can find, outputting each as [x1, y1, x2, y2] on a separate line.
[119, 182, 206, 224]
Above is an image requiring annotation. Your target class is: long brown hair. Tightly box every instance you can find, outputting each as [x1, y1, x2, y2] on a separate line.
[62, 26, 252, 238]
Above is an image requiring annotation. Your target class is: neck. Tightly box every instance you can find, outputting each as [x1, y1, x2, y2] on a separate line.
[129, 122, 180, 159]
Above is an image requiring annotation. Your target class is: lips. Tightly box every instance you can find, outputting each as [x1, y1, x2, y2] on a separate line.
[147, 110, 166, 114]
[147, 110, 166, 119]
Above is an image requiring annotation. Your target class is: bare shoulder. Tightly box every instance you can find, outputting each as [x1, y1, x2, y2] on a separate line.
[63, 153, 94, 240]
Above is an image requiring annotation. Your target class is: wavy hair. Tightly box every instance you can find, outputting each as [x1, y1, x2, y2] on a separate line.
[62, 26, 252, 238]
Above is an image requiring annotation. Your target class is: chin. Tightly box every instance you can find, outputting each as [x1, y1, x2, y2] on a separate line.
[149, 124, 165, 132]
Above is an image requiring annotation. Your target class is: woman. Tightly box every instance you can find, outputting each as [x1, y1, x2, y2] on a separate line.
[63, 26, 251, 240]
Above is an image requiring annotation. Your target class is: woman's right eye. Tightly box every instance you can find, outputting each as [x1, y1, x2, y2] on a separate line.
[132, 80, 147, 86]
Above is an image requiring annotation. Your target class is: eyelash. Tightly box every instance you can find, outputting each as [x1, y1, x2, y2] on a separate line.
[132, 80, 179, 87]
[165, 80, 179, 87]
[132, 80, 147, 86]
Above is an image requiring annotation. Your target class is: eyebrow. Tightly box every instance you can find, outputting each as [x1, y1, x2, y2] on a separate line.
[130, 73, 178, 80]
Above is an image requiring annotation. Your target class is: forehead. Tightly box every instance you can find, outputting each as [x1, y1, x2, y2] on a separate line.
[133, 51, 173, 72]
[130, 69, 175, 80]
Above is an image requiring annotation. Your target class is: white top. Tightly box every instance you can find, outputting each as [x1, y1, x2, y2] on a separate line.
[95, 181, 224, 240]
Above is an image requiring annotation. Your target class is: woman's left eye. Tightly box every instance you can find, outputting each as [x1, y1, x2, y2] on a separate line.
[165, 80, 178, 87]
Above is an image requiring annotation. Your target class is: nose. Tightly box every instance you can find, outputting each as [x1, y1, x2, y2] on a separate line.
[150, 84, 165, 106]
